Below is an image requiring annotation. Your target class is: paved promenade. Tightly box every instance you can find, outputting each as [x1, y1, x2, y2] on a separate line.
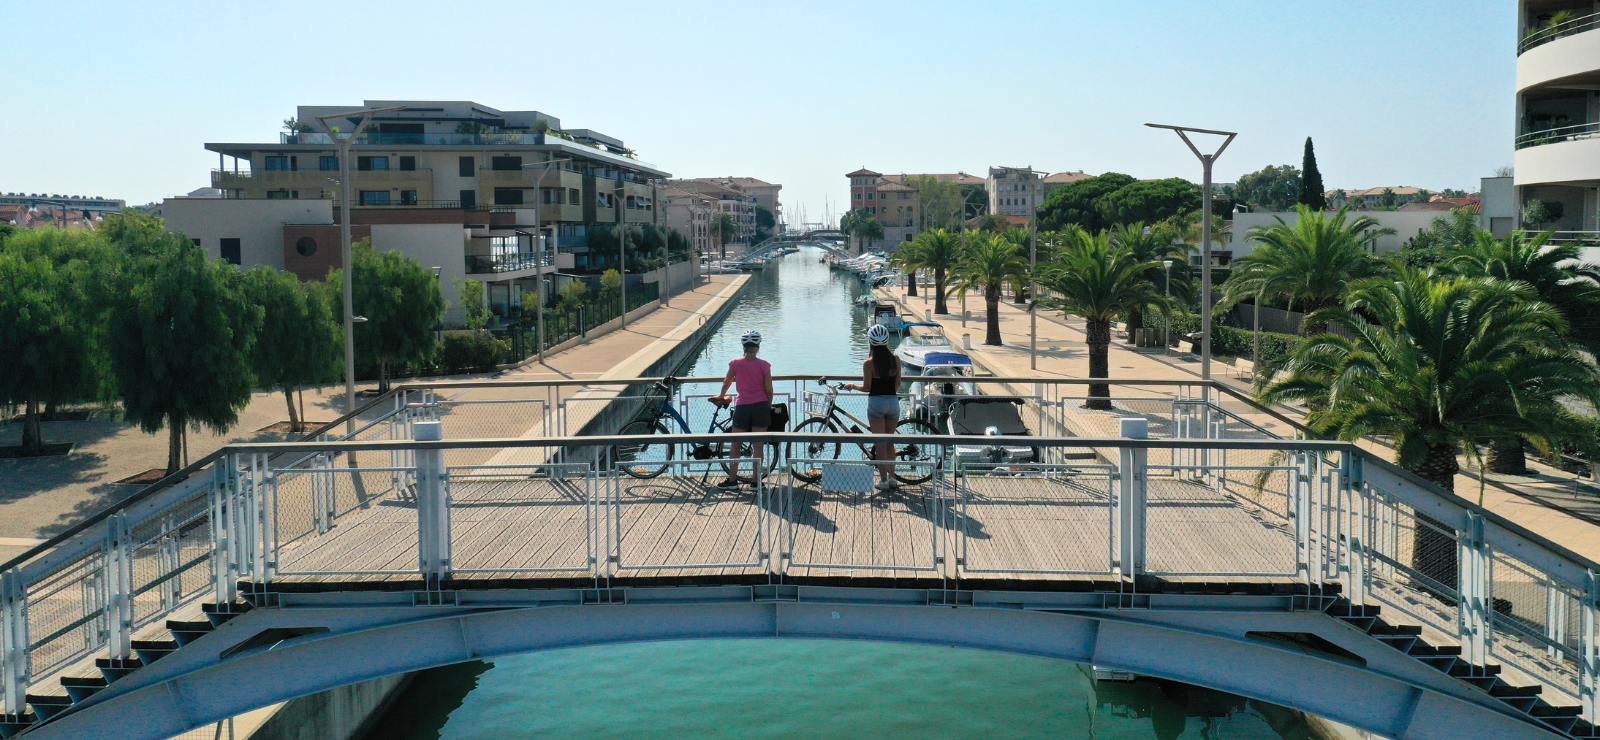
[0, 274, 747, 563]
[879, 282, 1600, 563]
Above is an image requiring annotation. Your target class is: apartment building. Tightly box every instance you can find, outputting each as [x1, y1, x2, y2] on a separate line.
[707, 177, 782, 229]
[845, 169, 986, 246]
[1514, 1, 1600, 234]
[666, 178, 761, 251]
[661, 186, 715, 256]
[987, 166, 1045, 217]
[0, 192, 125, 213]
[167, 100, 670, 323]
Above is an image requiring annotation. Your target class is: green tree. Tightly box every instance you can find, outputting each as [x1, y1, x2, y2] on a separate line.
[710, 212, 740, 259]
[1232, 165, 1302, 212]
[945, 233, 1028, 346]
[976, 214, 1010, 233]
[1396, 208, 1477, 269]
[1095, 178, 1201, 227]
[1412, 189, 1432, 205]
[110, 237, 261, 474]
[0, 229, 112, 455]
[452, 278, 490, 332]
[1258, 270, 1600, 587]
[556, 278, 591, 315]
[910, 175, 964, 230]
[852, 213, 885, 253]
[243, 267, 340, 433]
[331, 240, 444, 393]
[1036, 231, 1166, 409]
[1522, 199, 1564, 228]
[1219, 205, 1393, 335]
[891, 238, 923, 297]
[1036, 173, 1136, 233]
[1109, 222, 1191, 342]
[911, 229, 962, 315]
[1377, 188, 1399, 209]
[753, 205, 776, 240]
[1298, 138, 1327, 210]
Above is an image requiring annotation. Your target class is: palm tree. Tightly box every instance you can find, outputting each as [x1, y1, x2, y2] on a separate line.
[1108, 222, 1190, 344]
[1000, 228, 1032, 304]
[709, 213, 740, 260]
[1447, 228, 1600, 473]
[1259, 269, 1600, 590]
[1036, 231, 1166, 409]
[914, 229, 963, 315]
[853, 216, 884, 255]
[889, 239, 923, 297]
[945, 233, 1027, 346]
[1219, 205, 1393, 334]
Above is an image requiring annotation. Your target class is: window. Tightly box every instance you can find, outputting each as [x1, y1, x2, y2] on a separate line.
[491, 156, 522, 171]
[899, 192, 909, 199]
[494, 188, 524, 206]
[265, 156, 290, 171]
[320, 156, 338, 171]
[626, 195, 636, 210]
[596, 193, 612, 208]
[295, 237, 317, 257]
[867, 192, 874, 200]
[459, 157, 475, 177]
[541, 188, 563, 205]
[569, 188, 581, 205]
[220, 238, 241, 265]
[191, 238, 201, 246]
[400, 190, 417, 205]
[267, 190, 290, 200]
[357, 156, 389, 171]
[291, 190, 299, 199]
[459, 190, 476, 209]
[359, 190, 391, 206]
[854, 192, 861, 199]
[398, 156, 416, 171]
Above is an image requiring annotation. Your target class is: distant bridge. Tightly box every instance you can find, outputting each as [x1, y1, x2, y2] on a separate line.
[2, 376, 1597, 740]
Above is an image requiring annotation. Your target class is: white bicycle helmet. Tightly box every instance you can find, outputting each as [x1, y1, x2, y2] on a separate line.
[867, 324, 890, 346]
[740, 330, 762, 346]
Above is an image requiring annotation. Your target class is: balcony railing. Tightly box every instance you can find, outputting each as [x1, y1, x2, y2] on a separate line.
[1514, 121, 1600, 149]
[1519, 10, 1600, 54]
[466, 252, 551, 274]
[278, 131, 656, 169]
[1542, 230, 1600, 246]
[212, 168, 431, 185]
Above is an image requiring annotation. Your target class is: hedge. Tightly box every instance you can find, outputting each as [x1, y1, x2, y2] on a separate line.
[1164, 313, 1303, 367]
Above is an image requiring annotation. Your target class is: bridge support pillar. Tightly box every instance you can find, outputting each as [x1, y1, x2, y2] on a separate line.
[104, 514, 134, 660]
[1, 570, 28, 715]
[1117, 438, 1148, 578]
[413, 421, 450, 587]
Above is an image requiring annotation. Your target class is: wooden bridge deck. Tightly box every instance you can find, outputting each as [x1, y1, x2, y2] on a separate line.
[267, 468, 1301, 588]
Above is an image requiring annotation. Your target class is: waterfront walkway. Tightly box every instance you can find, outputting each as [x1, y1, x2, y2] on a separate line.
[879, 282, 1600, 564]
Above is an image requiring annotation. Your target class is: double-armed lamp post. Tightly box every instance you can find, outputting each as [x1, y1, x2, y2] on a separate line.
[313, 105, 407, 437]
[522, 157, 574, 365]
[1145, 123, 1236, 382]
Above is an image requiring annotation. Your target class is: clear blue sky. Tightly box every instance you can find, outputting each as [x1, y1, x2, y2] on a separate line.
[2, 0, 1513, 222]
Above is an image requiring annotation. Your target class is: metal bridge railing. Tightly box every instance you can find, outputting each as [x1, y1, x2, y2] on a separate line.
[2, 377, 1598, 727]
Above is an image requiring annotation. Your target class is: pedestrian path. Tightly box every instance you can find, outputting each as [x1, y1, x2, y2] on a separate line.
[880, 283, 1600, 563]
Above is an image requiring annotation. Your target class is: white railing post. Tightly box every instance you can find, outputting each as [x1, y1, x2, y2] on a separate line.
[1458, 511, 1491, 669]
[211, 455, 235, 605]
[1293, 452, 1313, 586]
[413, 421, 451, 587]
[1342, 455, 1368, 606]
[1, 570, 29, 715]
[104, 514, 133, 660]
[1581, 569, 1598, 724]
[1117, 419, 1149, 579]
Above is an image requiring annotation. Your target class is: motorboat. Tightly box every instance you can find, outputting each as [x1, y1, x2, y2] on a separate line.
[909, 353, 976, 422]
[947, 396, 1041, 466]
[895, 328, 955, 370]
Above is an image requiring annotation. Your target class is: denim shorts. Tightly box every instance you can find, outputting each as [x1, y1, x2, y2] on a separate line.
[731, 401, 771, 430]
[866, 395, 900, 420]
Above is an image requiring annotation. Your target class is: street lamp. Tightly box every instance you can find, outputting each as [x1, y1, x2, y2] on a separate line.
[312, 105, 407, 436]
[1145, 123, 1236, 382]
[1163, 259, 1174, 357]
[521, 157, 574, 365]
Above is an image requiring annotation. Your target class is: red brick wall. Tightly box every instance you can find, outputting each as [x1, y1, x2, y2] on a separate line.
[283, 225, 370, 282]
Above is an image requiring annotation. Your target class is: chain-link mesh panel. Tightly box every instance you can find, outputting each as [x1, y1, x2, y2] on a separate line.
[784, 460, 940, 574]
[24, 552, 105, 678]
[1489, 550, 1584, 701]
[448, 464, 595, 574]
[1143, 473, 1297, 576]
[273, 468, 418, 577]
[127, 492, 213, 631]
[957, 464, 1114, 575]
[1361, 486, 1461, 637]
[609, 461, 769, 573]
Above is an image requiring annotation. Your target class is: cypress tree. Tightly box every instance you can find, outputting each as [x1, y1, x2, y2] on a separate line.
[1299, 137, 1327, 210]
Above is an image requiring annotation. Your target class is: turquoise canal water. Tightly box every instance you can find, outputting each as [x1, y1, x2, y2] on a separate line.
[363, 248, 1332, 740]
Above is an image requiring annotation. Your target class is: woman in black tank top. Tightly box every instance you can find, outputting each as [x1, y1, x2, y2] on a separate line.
[846, 338, 902, 490]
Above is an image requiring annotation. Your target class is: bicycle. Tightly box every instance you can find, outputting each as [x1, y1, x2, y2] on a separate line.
[784, 379, 944, 485]
[609, 377, 780, 481]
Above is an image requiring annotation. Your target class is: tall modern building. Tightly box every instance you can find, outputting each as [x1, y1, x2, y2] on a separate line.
[167, 100, 670, 323]
[1515, 4, 1600, 235]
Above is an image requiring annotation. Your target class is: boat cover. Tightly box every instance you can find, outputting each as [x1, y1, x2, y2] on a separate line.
[948, 397, 1029, 436]
[922, 352, 972, 366]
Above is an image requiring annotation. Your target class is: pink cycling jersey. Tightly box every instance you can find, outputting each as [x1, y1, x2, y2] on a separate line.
[729, 357, 771, 405]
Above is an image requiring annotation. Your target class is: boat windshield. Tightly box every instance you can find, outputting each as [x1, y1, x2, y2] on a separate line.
[905, 332, 951, 347]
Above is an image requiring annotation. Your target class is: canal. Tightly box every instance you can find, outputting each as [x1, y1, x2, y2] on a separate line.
[361, 247, 1337, 740]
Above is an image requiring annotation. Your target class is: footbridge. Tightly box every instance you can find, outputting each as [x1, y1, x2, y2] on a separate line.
[741, 234, 849, 261]
[2, 377, 1598, 740]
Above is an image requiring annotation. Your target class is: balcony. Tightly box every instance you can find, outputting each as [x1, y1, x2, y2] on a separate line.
[277, 131, 657, 170]
[212, 168, 432, 188]
[1519, 11, 1600, 54]
[465, 252, 551, 275]
[1514, 128, 1600, 186]
[1518, 15, 1600, 91]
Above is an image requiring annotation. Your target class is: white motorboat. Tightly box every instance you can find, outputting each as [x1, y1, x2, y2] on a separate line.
[895, 329, 956, 370]
[909, 354, 976, 421]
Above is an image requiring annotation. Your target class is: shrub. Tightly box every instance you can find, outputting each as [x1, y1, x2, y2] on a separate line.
[1167, 312, 1303, 367]
[437, 331, 511, 375]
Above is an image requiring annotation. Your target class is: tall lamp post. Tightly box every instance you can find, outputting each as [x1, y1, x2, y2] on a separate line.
[1145, 123, 1236, 382]
[313, 105, 407, 437]
[521, 157, 573, 365]
[1163, 259, 1174, 357]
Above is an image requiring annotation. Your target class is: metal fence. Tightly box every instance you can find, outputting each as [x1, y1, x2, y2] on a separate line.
[3, 377, 1599, 730]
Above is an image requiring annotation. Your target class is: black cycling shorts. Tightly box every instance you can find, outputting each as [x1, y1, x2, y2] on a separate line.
[731, 401, 772, 430]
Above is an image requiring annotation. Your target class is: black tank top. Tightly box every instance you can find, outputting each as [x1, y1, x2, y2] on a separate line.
[868, 357, 899, 396]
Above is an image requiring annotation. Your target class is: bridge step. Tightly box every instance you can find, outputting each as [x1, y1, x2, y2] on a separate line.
[201, 601, 252, 627]
[94, 657, 144, 682]
[1531, 701, 1583, 718]
[0, 712, 38, 739]
[132, 639, 179, 664]
[1451, 662, 1502, 679]
[167, 619, 216, 646]
[1490, 682, 1543, 698]
[23, 693, 71, 722]
[1367, 619, 1421, 637]
[59, 675, 108, 704]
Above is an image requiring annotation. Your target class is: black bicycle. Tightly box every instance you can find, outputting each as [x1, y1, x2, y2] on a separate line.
[784, 379, 944, 484]
[609, 377, 780, 481]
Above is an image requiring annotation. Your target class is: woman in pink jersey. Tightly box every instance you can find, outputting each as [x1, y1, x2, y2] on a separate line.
[712, 330, 773, 489]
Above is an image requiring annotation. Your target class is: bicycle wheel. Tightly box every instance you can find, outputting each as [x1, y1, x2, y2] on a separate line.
[892, 417, 945, 484]
[785, 417, 840, 483]
[612, 419, 673, 478]
[717, 436, 780, 484]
